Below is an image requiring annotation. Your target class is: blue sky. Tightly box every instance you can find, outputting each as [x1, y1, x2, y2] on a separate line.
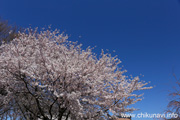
[1, 0, 180, 119]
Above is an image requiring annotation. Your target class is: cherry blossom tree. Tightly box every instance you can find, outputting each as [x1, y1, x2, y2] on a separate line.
[0, 28, 152, 120]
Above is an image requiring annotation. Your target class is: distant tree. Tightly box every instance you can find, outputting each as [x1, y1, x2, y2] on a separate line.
[0, 28, 152, 120]
[165, 74, 180, 120]
[0, 18, 19, 45]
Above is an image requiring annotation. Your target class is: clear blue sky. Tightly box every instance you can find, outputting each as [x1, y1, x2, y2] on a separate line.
[1, 0, 180, 119]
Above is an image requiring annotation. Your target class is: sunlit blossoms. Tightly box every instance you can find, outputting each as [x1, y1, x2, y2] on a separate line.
[0, 28, 152, 120]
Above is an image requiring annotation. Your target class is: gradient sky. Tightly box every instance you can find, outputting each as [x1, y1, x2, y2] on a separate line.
[1, 0, 180, 119]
